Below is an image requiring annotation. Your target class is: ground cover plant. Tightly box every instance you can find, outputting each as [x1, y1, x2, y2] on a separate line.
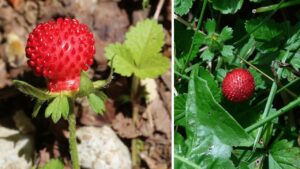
[174, 0, 300, 168]
[0, 0, 171, 168]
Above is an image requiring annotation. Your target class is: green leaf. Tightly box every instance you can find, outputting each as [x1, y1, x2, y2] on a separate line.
[269, 139, 300, 169]
[32, 100, 45, 118]
[285, 28, 300, 51]
[188, 32, 206, 61]
[219, 26, 233, 41]
[13, 80, 52, 100]
[210, 0, 244, 14]
[249, 68, 266, 90]
[245, 18, 282, 41]
[186, 68, 253, 146]
[45, 95, 69, 123]
[105, 43, 136, 77]
[174, 0, 193, 16]
[221, 45, 234, 57]
[88, 93, 105, 114]
[205, 19, 216, 34]
[174, 94, 187, 126]
[78, 71, 94, 97]
[199, 67, 222, 102]
[40, 159, 64, 169]
[105, 19, 169, 79]
[201, 49, 214, 61]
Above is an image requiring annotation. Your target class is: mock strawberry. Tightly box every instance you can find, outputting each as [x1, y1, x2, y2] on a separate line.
[25, 18, 95, 92]
[222, 68, 255, 103]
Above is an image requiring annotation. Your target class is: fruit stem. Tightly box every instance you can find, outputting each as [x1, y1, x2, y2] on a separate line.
[68, 100, 80, 169]
[253, 0, 300, 13]
[181, 0, 208, 73]
[251, 50, 289, 149]
[245, 96, 300, 132]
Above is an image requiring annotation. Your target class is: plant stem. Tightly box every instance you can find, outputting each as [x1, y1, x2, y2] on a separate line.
[131, 75, 140, 124]
[246, 96, 300, 132]
[252, 51, 289, 149]
[253, 0, 300, 13]
[130, 75, 143, 168]
[68, 101, 79, 169]
[181, 0, 207, 73]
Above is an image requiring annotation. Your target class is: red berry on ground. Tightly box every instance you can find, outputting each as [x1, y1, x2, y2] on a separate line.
[26, 18, 95, 92]
[222, 68, 255, 103]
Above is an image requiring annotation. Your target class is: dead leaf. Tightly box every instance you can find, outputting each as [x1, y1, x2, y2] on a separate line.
[112, 113, 140, 138]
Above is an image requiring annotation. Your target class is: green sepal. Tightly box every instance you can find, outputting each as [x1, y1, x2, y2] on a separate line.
[13, 80, 53, 101]
[39, 158, 64, 169]
[32, 100, 45, 118]
[88, 93, 105, 114]
[45, 95, 70, 123]
[78, 71, 94, 97]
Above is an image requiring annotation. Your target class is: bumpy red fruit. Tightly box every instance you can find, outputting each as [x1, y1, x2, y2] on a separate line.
[26, 18, 95, 92]
[222, 68, 255, 103]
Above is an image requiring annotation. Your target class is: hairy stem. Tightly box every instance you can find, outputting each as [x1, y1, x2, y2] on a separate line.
[246, 96, 300, 132]
[68, 101, 79, 169]
[253, 0, 300, 13]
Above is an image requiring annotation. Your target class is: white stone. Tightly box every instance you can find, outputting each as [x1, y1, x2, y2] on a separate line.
[0, 126, 34, 169]
[77, 126, 131, 169]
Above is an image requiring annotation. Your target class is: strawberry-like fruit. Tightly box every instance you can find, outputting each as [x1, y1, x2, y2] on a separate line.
[222, 68, 255, 103]
[26, 18, 95, 92]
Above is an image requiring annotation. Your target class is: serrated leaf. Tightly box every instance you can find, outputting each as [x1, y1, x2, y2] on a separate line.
[45, 95, 69, 123]
[221, 45, 234, 57]
[205, 19, 216, 34]
[285, 28, 300, 51]
[249, 68, 266, 90]
[13, 80, 52, 100]
[174, 0, 193, 16]
[219, 26, 233, 41]
[88, 93, 105, 114]
[210, 0, 244, 14]
[105, 43, 136, 77]
[78, 71, 94, 97]
[188, 32, 206, 61]
[186, 68, 253, 146]
[245, 18, 282, 41]
[201, 49, 214, 61]
[32, 100, 45, 118]
[105, 19, 169, 79]
[269, 139, 300, 169]
[40, 159, 64, 169]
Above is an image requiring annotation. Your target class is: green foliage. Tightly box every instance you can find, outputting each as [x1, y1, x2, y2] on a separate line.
[269, 140, 300, 168]
[245, 18, 282, 41]
[78, 71, 94, 97]
[174, 0, 194, 16]
[45, 95, 69, 123]
[13, 80, 53, 100]
[209, 0, 244, 14]
[39, 159, 64, 169]
[174, 1, 300, 168]
[105, 19, 169, 79]
[88, 93, 105, 114]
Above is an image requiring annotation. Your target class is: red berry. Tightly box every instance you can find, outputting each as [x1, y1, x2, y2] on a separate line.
[25, 18, 95, 92]
[222, 68, 255, 103]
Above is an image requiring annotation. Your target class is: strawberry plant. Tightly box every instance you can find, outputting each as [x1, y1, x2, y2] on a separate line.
[174, 0, 300, 168]
[105, 19, 169, 167]
[13, 18, 109, 169]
